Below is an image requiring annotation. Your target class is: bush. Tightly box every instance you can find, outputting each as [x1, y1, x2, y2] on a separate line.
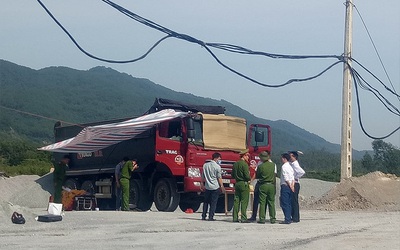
[0, 132, 52, 176]
[0, 159, 52, 176]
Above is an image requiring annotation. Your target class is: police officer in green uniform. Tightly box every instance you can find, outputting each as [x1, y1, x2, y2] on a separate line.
[120, 158, 139, 211]
[256, 151, 277, 224]
[232, 149, 251, 223]
[53, 155, 70, 203]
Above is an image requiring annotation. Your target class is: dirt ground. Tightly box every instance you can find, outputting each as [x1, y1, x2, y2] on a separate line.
[0, 209, 399, 249]
[0, 171, 399, 249]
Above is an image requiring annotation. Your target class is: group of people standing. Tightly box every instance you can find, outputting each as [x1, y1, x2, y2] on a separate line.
[279, 151, 305, 224]
[55, 149, 303, 222]
[200, 149, 305, 224]
[52, 154, 139, 211]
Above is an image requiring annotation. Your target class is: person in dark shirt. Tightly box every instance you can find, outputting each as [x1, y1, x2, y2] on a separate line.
[114, 157, 128, 211]
[53, 155, 70, 203]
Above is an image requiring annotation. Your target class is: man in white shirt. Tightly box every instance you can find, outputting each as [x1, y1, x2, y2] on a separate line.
[279, 153, 295, 224]
[289, 151, 305, 223]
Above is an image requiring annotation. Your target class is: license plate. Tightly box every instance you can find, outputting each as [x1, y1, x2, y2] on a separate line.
[222, 179, 230, 184]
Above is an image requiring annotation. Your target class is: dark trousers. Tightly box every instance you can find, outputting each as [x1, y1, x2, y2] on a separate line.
[202, 189, 220, 219]
[280, 185, 292, 223]
[53, 181, 63, 203]
[291, 182, 300, 222]
[115, 186, 122, 210]
[250, 182, 260, 219]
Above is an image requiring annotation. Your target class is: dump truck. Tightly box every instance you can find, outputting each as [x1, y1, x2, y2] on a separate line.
[42, 98, 271, 212]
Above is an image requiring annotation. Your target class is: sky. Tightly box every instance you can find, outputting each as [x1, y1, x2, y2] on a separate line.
[0, 0, 399, 150]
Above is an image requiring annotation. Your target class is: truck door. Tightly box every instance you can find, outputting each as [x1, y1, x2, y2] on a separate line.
[155, 119, 185, 176]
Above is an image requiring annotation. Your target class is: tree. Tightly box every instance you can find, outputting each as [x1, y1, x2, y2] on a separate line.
[361, 152, 374, 171]
[372, 140, 400, 175]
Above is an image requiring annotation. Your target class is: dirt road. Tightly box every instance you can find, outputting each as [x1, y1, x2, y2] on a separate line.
[1, 209, 399, 249]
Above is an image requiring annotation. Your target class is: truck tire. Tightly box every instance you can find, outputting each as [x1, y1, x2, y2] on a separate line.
[130, 179, 153, 211]
[179, 201, 201, 213]
[64, 178, 80, 190]
[153, 178, 180, 212]
[215, 193, 234, 213]
[81, 180, 95, 194]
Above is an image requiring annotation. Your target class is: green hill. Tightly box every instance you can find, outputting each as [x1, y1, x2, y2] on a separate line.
[0, 59, 356, 158]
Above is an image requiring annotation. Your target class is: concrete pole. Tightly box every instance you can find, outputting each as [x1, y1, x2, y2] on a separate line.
[340, 0, 353, 181]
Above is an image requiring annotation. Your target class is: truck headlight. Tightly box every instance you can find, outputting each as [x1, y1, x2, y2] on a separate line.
[188, 167, 201, 177]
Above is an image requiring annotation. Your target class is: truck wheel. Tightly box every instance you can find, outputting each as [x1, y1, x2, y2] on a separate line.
[215, 193, 234, 213]
[130, 179, 153, 211]
[179, 201, 201, 212]
[153, 178, 180, 212]
[64, 178, 80, 190]
[81, 180, 95, 194]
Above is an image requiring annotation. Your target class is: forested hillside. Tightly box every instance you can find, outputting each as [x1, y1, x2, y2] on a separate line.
[0, 60, 340, 153]
[2, 59, 387, 179]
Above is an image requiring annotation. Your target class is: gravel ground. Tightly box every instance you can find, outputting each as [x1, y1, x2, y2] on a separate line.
[1, 172, 399, 249]
[0, 209, 399, 249]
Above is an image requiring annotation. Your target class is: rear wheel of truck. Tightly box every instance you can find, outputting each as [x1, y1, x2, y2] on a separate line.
[154, 178, 180, 212]
[64, 178, 80, 190]
[81, 180, 95, 194]
[179, 201, 201, 213]
[130, 179, 153, 211]
[215, 193, 234, 213]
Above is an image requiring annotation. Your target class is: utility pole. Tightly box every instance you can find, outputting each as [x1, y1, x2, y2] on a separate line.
[341, 0, 353, 181]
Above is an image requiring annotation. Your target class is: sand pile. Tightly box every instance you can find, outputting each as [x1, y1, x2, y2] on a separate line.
[311, 171, 400, 211]
[0, 174, 53, 220]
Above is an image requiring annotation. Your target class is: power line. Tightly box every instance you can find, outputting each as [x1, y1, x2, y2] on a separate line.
[35, 0, 399, 141]
[36, 0, 344, 89]
[353, 4, 399, 102]
[350, 66, 400, 140]
[0, 105, 84, 127]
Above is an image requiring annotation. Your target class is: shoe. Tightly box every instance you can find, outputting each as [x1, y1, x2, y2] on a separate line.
[201, 217, 206, 221]
[208, 218, 216, 221]
[279, 221, 291, 224]
[248, 217, 256, 222]
[233, 220, 240, 223]
[270, 220, 276, 224]
[257, 221, 266, 224]
[292, 220, 300, 223]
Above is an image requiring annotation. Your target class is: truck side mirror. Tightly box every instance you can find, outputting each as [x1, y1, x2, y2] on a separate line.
[187, 118, 195, 139]
[255, 131, 264, 142]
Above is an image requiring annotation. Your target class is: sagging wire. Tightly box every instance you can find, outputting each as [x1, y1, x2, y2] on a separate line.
[35, 0, 399, 140]
[349, 63, 400, 140]
[36, 0, 173, 63]
[352, 68, 399, 116]
[37, 0, 344, 89]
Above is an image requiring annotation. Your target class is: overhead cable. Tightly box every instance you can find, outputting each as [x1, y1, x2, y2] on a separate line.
[353, 4, 399, 101]
[37, 0, 344, 89]
[350, 66, 400, 140]
[35, 0, 399, 140]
